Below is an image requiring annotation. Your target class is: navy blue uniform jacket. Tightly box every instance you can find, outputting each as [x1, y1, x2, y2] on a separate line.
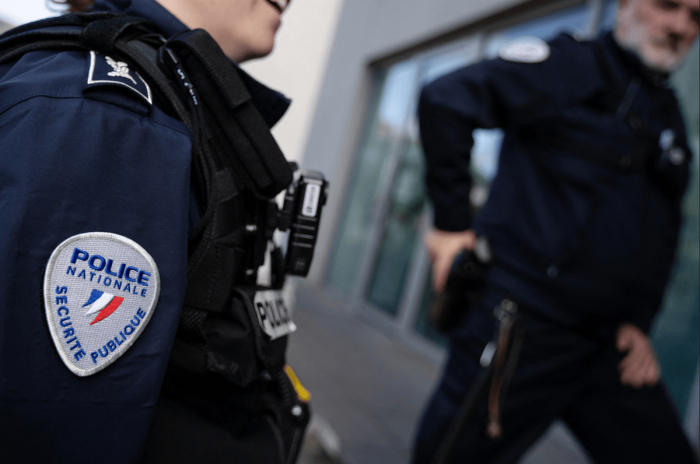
[0, 0, 289, 462]
[419, 33, 690, 332]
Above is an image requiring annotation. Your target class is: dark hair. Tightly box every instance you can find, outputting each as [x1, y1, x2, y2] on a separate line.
[49, 0, 95, 13]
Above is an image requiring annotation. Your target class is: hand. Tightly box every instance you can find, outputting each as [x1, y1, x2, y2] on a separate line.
[616, 324, 661, 388]
[424, 229, 476, 293]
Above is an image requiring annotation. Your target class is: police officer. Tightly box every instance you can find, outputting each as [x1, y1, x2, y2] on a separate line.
[413, 0, 699, 462]
[0, 0, 309, 463]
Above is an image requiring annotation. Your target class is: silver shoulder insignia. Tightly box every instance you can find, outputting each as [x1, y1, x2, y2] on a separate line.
[87, 51, 152, 105]
[106, 55, 137, 84]
[499, 36, 551, 64]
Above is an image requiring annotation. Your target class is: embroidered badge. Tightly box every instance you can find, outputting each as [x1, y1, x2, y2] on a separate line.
[499, 36, 551, 63]
[87, 51, 152, 104]
[253, 290, 296, 340]
[106, 56, 137, 84]
[43, 233, 160, 377]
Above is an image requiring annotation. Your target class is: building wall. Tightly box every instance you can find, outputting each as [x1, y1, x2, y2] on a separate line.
[241, 0, 346, 163]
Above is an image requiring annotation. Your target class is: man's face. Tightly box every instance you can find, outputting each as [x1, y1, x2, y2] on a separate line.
[615, 0, 700, 73]
[165, 0, 285, 63]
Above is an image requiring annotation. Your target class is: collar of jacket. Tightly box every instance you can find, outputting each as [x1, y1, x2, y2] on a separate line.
[600, 31, 670, 88]
[92, 0, 291, 128]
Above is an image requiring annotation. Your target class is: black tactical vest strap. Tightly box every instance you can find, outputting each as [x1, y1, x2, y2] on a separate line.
[166, 30, 293, 200]
[159, 29, 294, 314]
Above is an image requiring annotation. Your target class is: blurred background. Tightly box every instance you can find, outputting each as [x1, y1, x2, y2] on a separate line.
[2, 1, 697, 463]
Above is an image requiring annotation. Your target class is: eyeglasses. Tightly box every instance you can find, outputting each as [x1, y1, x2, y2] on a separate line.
[266, 0, 291, 12]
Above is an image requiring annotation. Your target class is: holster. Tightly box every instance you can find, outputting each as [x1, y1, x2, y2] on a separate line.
[171, 286, 286, 385]
[429, 247, 489, 333]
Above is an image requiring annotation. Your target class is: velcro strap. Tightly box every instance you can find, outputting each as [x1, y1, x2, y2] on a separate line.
[80, 15, 149, 52]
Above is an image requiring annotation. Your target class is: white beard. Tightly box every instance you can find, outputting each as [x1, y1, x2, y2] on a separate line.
[615, 7, 687, 73]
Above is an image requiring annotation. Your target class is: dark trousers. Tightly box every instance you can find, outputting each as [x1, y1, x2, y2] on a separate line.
[412, 291, 697, 464]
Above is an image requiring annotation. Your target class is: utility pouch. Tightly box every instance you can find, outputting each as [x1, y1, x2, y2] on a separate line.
[429, 238, 491, 333]
[233, 286, 295, 373]
[171, 285, 293, 388]
[226, 289, 309, 464]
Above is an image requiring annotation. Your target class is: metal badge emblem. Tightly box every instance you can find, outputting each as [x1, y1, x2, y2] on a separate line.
[44, 233, 160, 377]
[253, 290, 296, 340]
[499, 36, 551, 63]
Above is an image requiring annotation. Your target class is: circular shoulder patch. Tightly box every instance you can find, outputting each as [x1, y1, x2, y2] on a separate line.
[43, 233, 160, 377]
[498, 36, 551, 63]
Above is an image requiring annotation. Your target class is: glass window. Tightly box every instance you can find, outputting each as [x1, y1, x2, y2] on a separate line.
[366, 45, 479, 316]
[422, 42, 480, 85]
[325, 64, 420, 294]
[365, 132, 426, 314]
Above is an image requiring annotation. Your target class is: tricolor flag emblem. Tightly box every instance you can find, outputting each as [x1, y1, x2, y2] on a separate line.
[83, 290, 125, 325]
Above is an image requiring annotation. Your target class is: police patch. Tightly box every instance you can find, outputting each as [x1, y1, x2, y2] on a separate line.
[253, 290, 296, 340]
[499, 36, 550, 63]
[43, 233, 160, 377]
[87, 51, 152, 104]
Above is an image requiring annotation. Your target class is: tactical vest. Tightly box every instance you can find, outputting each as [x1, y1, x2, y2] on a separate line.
[0, 11, 316, 394]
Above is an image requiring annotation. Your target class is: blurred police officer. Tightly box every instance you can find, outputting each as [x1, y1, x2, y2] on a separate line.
[0, 0, 310, 463]
[413, 0, 699, 462]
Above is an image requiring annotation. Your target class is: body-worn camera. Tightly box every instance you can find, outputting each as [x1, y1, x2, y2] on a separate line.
[273, 168, 329, 277]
